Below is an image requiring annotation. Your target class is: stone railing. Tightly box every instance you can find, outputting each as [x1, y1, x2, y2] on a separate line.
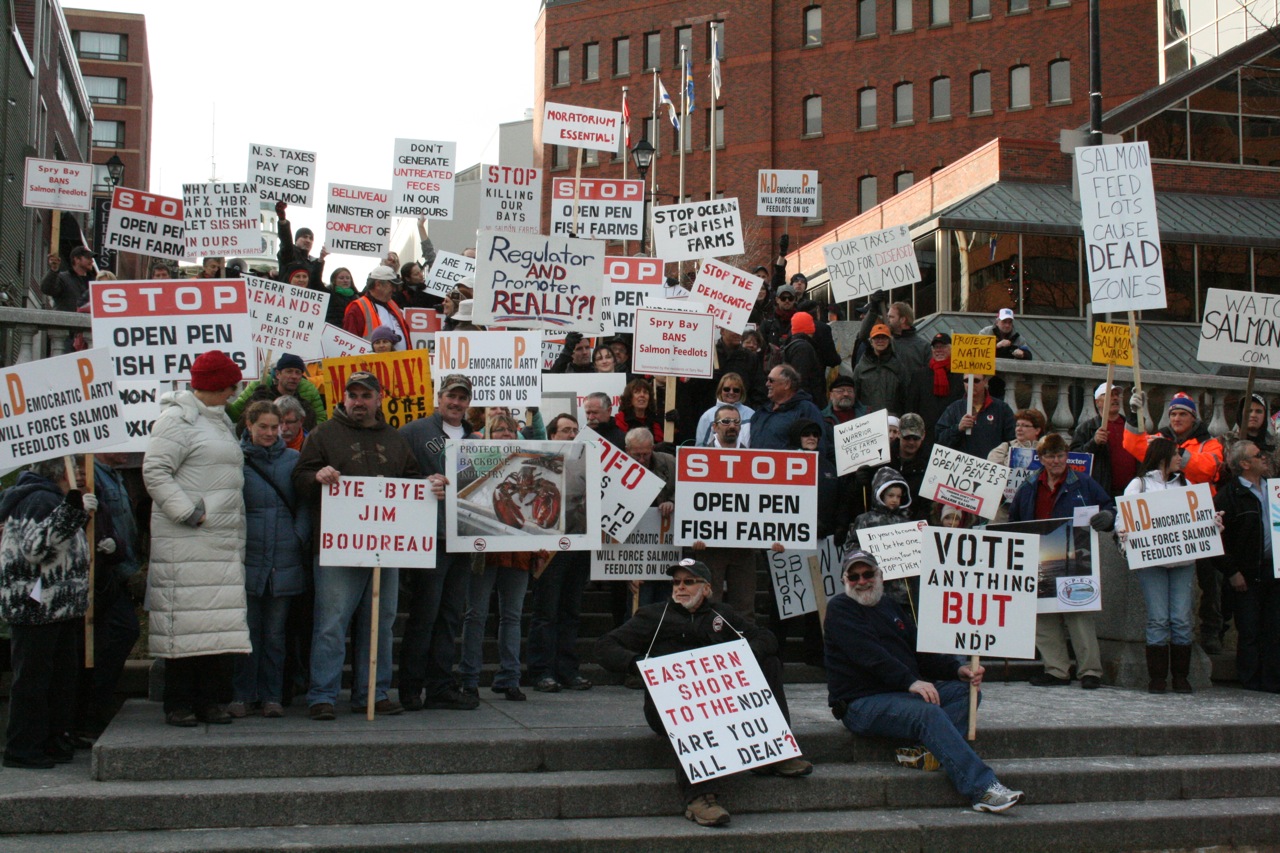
[0, 306, 92, 366]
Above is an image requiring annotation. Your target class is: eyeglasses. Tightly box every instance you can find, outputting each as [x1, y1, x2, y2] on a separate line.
[1016, 422, 1036, 430]
[777, 295, 795, 302]
[716, 418, 741, 426]
[721, 387, 743, 394]
[672, 578, 706, 588]
[845, 569, 878, 582]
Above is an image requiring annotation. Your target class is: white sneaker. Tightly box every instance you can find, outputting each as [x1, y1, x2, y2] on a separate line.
[990, 780, 1024, 802]
[973, 782, 1021, 813]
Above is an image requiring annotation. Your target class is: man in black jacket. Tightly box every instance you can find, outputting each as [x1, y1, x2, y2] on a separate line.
[275, 201, 326, 285]
[40, 248, 95, 312]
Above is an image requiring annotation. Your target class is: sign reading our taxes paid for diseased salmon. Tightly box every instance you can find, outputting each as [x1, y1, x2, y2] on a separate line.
[473, 231, 605, 332]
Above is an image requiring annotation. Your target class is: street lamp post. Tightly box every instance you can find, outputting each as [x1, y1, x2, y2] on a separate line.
[104, 154, 125, 188]
[630, 137, 654, 256]
[98, 154, 126, 273]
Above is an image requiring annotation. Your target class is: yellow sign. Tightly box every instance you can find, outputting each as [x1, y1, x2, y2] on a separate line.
[950, 334, 996, 375]
[320, 350, 434, 428]
[1091, 322, 1134, 366]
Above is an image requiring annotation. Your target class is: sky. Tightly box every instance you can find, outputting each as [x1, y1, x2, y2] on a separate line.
[66, 0, 538, 271]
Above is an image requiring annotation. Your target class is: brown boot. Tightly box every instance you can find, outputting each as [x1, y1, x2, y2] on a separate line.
[1170, 644, 1194, 694]
[1145, 645, 1169, 694]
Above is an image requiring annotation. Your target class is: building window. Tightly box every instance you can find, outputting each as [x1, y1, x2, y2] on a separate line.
[56, 63, 83, 140]
[859, 87, 878, 128]
[1010, 65, 1030, 108]
[553, 48, 570, 86]
[1008, 0, 1029, 11]
[895, 171, 915, 193]
[74, 31, 126, 61]
[971, 0, 990, 17]
[553, 145, 568, 169]
[804, 95, 823, 135]
[894, 0, 913, 31]
[971, 70, 992, 113]
[931, 0, 950, 25]
[707, 106, 725, 147]
[859, 175, 878, 212]
[583, 43, 599, 81]
[931, 76, 951, 119]
[1047, 0, 1069, 6]
[92, 119, 123, 149]
[614, 37, 630, 75]
[673, 120, 693, 152]
[708, 20, 725, 59]
[895, 82, 914, 123]
[859, 0, 877, 36]
[584, 148, 599, 166]
[645, 32, 661, 71]
[84, 76, 126, 105]
[91, 163, 115, 192]
[804, 182, 824, 224]
[1049, 59, 1071, 103]
[805, 6, 822, 45]
[676, 26, 692, 65]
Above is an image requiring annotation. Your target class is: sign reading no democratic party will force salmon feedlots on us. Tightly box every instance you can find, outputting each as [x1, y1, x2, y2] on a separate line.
[1197, 288, 1280, 368]
[432, 331, 542, 407]
[392, 139, 455, 219]
[182, 182, 262, 258]
[757, 169, 818, 218]
[105, 187, 185, 260]
[1116, 482, 1223, 570]
[673, 448, 818, 549]
[651, 198, 744, 264]
[247, 142, 317, 207]
[320, 476, 437, 569]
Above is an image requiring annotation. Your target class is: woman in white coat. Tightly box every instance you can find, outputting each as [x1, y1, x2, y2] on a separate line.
[143, 350, 251, 727]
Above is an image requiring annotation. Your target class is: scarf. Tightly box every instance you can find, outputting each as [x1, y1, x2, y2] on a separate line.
[930, 355, 951, 396]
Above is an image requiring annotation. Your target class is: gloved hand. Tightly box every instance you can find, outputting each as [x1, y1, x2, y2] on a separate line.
[81, 493, 99, 513]
[1129, 389, 1146, 414]
[275, 200, 288, 220]
[561, 331, 583, 353]
[779, 233, 789, 255]
[97, 537, 117, 555]
[665, 409, 679, 423]
[1089, 510, 1115, 532]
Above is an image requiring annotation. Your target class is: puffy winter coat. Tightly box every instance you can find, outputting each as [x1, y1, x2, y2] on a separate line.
[242, 434, 311, 598]
[853, 346, 910, 416]
[1122, 419, 1223, 492]
[143, 391, 250, 658]
[0, 473, 90, 625]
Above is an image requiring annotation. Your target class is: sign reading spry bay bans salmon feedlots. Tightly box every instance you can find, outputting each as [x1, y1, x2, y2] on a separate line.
[473, 231, 604, 332]
[23, 157, 92, 212]
[542, 102, 624, 153]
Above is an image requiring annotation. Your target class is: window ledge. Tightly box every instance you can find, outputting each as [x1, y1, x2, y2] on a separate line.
[929, 115, 952, 123]
[969, 109, 993, 117]
[612, 72, 630, 79]
[801, 131, 825, 140]
[803, 41, 824, 49]
[1007, 104, 1032, 113]
[1048, 98, 1073, 107]
[893, 119, 916, 128]
[803, 219, 825, 227]
[968, 15, 993, 23]
[857, 125, 879, 132]
[551, 82, 570, 89]
[857, 33, 879, 41]
[929, 21, 953, 29]
[892, 27, 915, 35]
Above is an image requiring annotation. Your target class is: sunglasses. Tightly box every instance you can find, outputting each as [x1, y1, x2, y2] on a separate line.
[716, 418, 741, 426]
[777, 294, 795, 301]
[673, 578, 706, 588]
[721, 387, 743, 394]
[846, 569, 878, 582]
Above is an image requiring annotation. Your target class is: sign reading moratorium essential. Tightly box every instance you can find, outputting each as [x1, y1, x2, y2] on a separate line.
[244, 275, 329, 370]
[542, 101, 624, 153]
[551, 178, 644, 241]
[756, 169, 818, 218]
[591, 507, 680, 582]
[651, 198, 744, 263]
[687, 258, 761, 334]
[1092, 321, 1134, 366]
[23, 157, 92, 211]
[822, 224, 920, 302]
[424, 251, 475, 298]
[950, 334, 997, 375]
[858, 520, 928, 582]
[433, 330, 542, 407]
[480, 165, 542, 235]
[320, 350, 432, 428]
[579, 427, 665, 544]
[1116, 482, 1222, 569]
[631, 307, 715, 378]
[182, 182, 261, 258]
[834, 409, 890, 475]
[607, 256, 666, 333]
[324, 183, 392, 258]
[105, 187, 185, 260]
[473, 230, 605, 332]
[319, 476, 436, 568]
[920, 444, 1009, 521]
[247, 142, 317, 207]
[673, 447, 818, 549]
[1197, 288, 1280, 368]
[766, 536, 840, 619]
[391, 139, 456, 219]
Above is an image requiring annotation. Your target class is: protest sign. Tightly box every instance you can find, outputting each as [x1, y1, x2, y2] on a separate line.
[1198, 289, 1280, 368]
[591, 508, 680, 581]
[473, 231, 605, 332]
[988, 517, 1102, 613]
[917, 526, 1040, 659]
[480, 164, 542, 235]
[542, 373, 624, 418]
[766, 536, 840, 619]
[247, 142, 316, 207]
[757, 169, 818, 218]
[0, 349, 126, 470]
[834, 409, 890, 475]
[245, 274, 329, 370]
[23, 157, 92, 211]
[632, 307, 715, 378]
[1092, 321, 1134, 366]
[1268, 480, 1280, 579]
[858, 520, 928, 582]
[551, 177, 644, 240]
[324, 183, 391, 258]
[113, 379, 163, 454]
[542, 101, 623, 153]
[391, 139, 455, 219]
[433, 331, 542, 406]
[320, 350, 432, 428]
[822, 224, 920, 302]
[447, 440, 601, 552]
[105, 187, 184, 260]
[920, 444, 1009, 520]
[579, 427, 665, 543]
[1116, 482, 1222, 569]
[182, 182, 261, 257]
[1076, 141, 1166, 313]
[651, 198, 744, 263]
[318, 323, 372, 359]
[403, 308, 443, 352]
[1006, 447, 1093, 500]
[950, 334, 996, 375]
[424, 251, 476, 298]
[686, 259, 761, 334]
[607, 256, 666, 333]
[674, 448, 818, 549]
[639, 638, 802, 782]
[91, 279, 255, 381]
[319, 476, 436, 569]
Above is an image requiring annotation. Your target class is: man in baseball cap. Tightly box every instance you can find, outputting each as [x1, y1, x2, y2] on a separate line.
[979, 308, 1032, 360]
[1070, 383, 1131, 497]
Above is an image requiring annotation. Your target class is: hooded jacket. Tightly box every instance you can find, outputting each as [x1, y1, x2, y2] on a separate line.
[977, 323, 1033, 360]
[1122, 417, 1223, 491]
[241, 433, 311, 597]
[850, 466, 913, 543]
[0, 473, 90, 625]
[227, 370, 327, 426]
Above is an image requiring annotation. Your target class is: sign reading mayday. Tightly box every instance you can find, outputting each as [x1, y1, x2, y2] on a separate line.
[23, 157, 92, 211]
[921, 444, 1009, 520]
[632, 307, 715, 378]
[91, 279, 255, 381]
[652, 198, 744, 263]
[950, 334, 997, 375]
[320, 350, 432, 428]
[687, 259, 761, 333]
[757, 169, 818, 218]
[674, 448, 818, 549]
[392, 139, 455, 219]
[248, 142, 317, 207]
[320, 476, 436, 569]
[607, 256, 665, 333]
[0, 349, 126, 470]
[542, 101, 623, 153]
[1092, 321, 1134, 365]
[480, 165, 542, 235]
[473, 231, 604, 332]
[1197, 288, 1280, 368]
[1076, 141, 1167, 313]
[105, 187, 185, 260]
[551, 178, 644, 240]
[182, 182, 261, 257]
[433, 331, 542, 406]
[244, 275, 329, 368]
[324, 183, 391, 258]
[822, 224, 920, 303]
[591, 508, 680, 581]
[1116, 482, 1223, 569]
[424, 251, 476, 298]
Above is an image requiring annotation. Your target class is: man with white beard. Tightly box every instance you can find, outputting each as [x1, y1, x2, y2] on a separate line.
[824, 550, 1025, 813]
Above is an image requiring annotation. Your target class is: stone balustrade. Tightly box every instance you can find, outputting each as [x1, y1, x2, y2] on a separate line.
[0, 306, 92, 365]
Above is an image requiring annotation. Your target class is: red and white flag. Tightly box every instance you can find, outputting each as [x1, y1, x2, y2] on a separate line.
[622, 88, 631, 147]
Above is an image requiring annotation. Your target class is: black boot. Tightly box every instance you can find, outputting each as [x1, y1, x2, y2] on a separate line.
[1170, 644, 1194, 694]
[1145, 645, 1169, 694]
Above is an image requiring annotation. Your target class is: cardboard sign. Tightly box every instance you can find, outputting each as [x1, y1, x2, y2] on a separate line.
[1116, 482, 1222, 569]
[319, 476, 436, 568]
[638, 638, 802, 782]
[324, 183, 392, 258]
[822, 224, 920, 302]
[425, 251, 475, 298]
[446, 440, 601, 552]
[245, 275, 329, 370]
[858, 520, 928, 581]
[318, 323, 372, 359]
[651, 198, 744, 263]
[542, 373, 624, 420]
[920, 444, 1009, 521]
[105, 187, 185, 260]
[674, 448, 818, 549]
[766, 536, 840, 619]
[114, 379, 163, 454]
[23, 157, 92, 211]
[320, 350, 433, 428]
[182, 182, 261, 257]
[608, 256, 667, 333]
[551, 178, 644, 241]
[542, 101, 624, 153]
[1076, 141, 1166, 313]
[580, 427, 665, 543]
[1198, 289, 1280, 368]
[632, 307, 715, 379]
[757, 169, 818, 218]
[90, 279, 255, 381]
[473, 231, 605, 332]
[1268, 480, 1280, 580]
[834, 409, 890, 475]
[988, 517, 1103, 614]
[403, 308, 442, 352]
[917, 526, 1040, 659]
[687, 258, 761, 334]
[0, 349, 127, 470]
[950, 334, 996, 375]
[480, 164, 542, 235]
[247, 142, 317, 207]
[1092, 321, 1134, 366]
[1005, 447, 1094, 500]
[392, 139, 455, 219]
[433, 331, 542, 406]
[591, 507, 680, 581]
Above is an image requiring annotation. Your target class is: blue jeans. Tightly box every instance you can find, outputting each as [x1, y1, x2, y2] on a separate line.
[1136, 563, 1195, 645]
[459, 564, 530, 689]
[842, 681, 995, 803]
[398, 550, 470, 700]
[527, 551, 588, 683]
[307, 560, 398, 707]
[233, 592, 294, 704]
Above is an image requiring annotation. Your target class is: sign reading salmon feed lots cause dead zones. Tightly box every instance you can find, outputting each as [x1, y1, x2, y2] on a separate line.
[651, 198, 744, 263]
[320, 476, 437, 569]
[822, 224, 920, 303]
[674, 448, 818, 549]
[324, 184, 391, 258]
[182, 182, 261, 258]
[392, 139, 455, 219]
[757, 169, 818, 218]
[247, 142, 317, 207]
[473, 231, 604, 332]
[1197, 288, 1280, 368]
[105, 187, 185, 260]
[432, 331, 542, 407]
[1116, 482, 1223, 569]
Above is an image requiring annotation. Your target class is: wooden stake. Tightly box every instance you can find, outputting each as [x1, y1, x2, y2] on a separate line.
[85, 454, 96, 668]
[50, 212, 62, 260]
[664, 376, 678, 446]
[807, 555, 828, 629]
[967, 654, 980, 741]
[367, 559, 381, 721]
[1127, 312, 1147, 433]
[571, 148, 584, 238]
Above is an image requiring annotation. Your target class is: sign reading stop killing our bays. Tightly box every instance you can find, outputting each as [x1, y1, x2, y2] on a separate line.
[320, 476, 437, 568]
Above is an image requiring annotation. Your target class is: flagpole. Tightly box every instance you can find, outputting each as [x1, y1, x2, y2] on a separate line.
[651, 69, 660, 257]
[621, 85, 629, 256]
[709, 24, 718, 200]
[678, 43, 688, 283]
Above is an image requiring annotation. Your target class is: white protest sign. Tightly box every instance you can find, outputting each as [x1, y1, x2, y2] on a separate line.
[757, 169, 818, 218]
[917, 526, 1040, 659]
[0, 349, 126, 470]
[822, 224, 920, 303]
[674, 447, 818, 549]
[318, 323, 372, 359]
[988, 517, 1103, 614]
[551, 177, 644, 241]
[319, 476, 437, 569]
[632, 307, 715, 379]
[607, 256, 667, 333]
[324, 183, 392, 258]
[639, 638, 802, 782]
[403, 308, 442, 352]
[859, 520, 929, 581]
[182, 182, 261, 257]
[425, 251, 475, 298]
[1197, 289, 1280, 368]
[114, 379, 163, 454]
[652, 198, 744, 263]
[473, 230, 605, 332]
[686, 258, 761, 334]
[1268, 480, 1280, 579]
[1076, 141, 1166, 313]
[245, 275, 329, 370]
[392, 138, 455, 219]
[23, 157, 92, 211]
[542, 373, 625, 419]
[591, 508, 680, 581]
[247, 142, 317, 207]
[90, 279, 256, 381]
[1116, 482, 1222, 569]
[105, 187, 185, 260]
[920, 444, 1009, 521]
[433, 331, 542, 406]
[480, 164, 542, 235]
[766, 536, 841, 619]
[542, 101, 623, 153]
[834, 409, 890, 475]
[580, 427, 665, 543]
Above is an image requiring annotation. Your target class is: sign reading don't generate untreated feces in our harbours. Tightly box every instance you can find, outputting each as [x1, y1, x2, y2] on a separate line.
[674, 448, 818, 549]
[320, 476, 437, 569]
[1116, 482, 1223, 569]
[392, 139, 455, 219]
[1197, 288, 1280, 368]
[473, 231, 604, 332]
[105, 187, 185, 260]
[433, 331, 542, 407]
[651, 198, 743, 263]
[324, 184, 391, 258]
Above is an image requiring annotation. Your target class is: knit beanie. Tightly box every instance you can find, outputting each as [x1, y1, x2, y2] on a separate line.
[1167, 392, 1197, 417]
[190, 350, 243, 391]
[275, 353, 306, 372]
[791, 311, 816, 336]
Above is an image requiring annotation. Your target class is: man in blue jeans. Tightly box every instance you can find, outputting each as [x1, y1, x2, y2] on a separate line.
[824, 549, 1024, 813]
